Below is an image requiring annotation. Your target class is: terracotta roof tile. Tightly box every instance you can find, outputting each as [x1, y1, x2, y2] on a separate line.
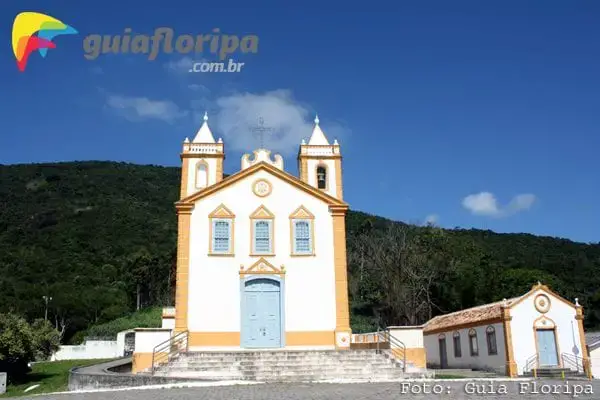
[423, 297, 521, 334]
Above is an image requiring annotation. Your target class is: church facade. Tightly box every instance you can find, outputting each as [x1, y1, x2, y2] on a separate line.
[172, 114, 352, 350]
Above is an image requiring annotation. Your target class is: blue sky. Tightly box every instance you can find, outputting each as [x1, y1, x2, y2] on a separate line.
[1, 1, 599, 243]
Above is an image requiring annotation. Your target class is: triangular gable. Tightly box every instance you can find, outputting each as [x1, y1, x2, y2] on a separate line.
[176, 161, 347, 208]
[289, 205, 315, 219]
[240, 258, 285, 276]
[250, 205, 274, 219]
[509, 282, 577, 310]
[208, 204, 235, 218]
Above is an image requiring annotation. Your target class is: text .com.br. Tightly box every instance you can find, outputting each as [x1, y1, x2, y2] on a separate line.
[189, 59, 245, 73]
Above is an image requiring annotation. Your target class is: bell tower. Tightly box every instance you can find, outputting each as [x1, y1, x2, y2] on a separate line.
[298, 115, 343, 200]
[180, 112, 224, 199]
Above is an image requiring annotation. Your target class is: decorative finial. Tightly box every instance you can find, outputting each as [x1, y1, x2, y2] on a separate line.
[503, 298, 508, 307]
[537, 281, 541, 286]
[301, 139, 306, 145]
[334, 139, 339, 145]
[576, 298, 580, 307]
[218, 138, 223, 143]
[184, 137, 190, 143]
[314, 114, 319, 125]
[203, 111, 208, 122]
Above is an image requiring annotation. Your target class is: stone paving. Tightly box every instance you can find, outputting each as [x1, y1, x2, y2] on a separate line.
[19, 379, 600, 399]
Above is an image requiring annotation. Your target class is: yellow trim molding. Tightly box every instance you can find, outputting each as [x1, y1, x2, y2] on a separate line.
[174, 205, 192, 332]
[180, 153, 224, 159]
[501, 305, 517, 377]
[509, 282, 577, 310]
[177, 161, 347, 207]
[396, 348, 427, 368]
[132, 352, 166, 374]
[208, 204, 235, 256]
[534, 293, 551, 313]
[576, 306, 592, 378]
[331, 206, 351, 348]
[189, 332, 241, 347]
[240, 258, 285, 277]
[250, 205, 275, 219]
[289, 206, 316, 257]
[188, 331, 336, 347]
[334, 158, 343, 200]
[216, 156, 224, 183]
[252, 178, 272, 197]
[179, 158, 189, 199]
[299, 158, 308, 183]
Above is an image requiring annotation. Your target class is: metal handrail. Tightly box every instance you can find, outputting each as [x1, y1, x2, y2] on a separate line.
[524, 353, 539, 377]
[561, 353, 584, 374]
[151, 330, 189, 375]
[375, 327, 407, 372]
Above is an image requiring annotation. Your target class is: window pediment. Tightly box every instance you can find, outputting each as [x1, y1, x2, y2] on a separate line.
[289, 205, 315, 219]
[250, 205, 275, 219]
[209, 204, 235, 218]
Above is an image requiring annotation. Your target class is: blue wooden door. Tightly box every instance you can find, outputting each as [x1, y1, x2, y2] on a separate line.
[536, 329, 558, 366]
[242, 279, 281, 348]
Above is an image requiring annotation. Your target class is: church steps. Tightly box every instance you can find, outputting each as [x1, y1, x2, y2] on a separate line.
[149, 350, 430, 382]
[158, 364, 401, 372]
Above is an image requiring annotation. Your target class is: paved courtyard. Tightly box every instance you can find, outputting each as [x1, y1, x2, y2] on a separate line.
[20, 380, 600, 399]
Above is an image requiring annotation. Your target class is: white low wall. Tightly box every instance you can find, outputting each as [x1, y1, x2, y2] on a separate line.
[51, 340, 119, 361]
[388, 326, 424, 348]
[134, 328, 172, 353]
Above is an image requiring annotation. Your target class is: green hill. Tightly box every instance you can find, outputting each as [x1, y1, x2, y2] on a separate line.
[1, 161, 599, 340]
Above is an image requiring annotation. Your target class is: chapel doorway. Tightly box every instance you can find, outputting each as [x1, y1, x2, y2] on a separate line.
[438, 336, 448, 368]
[242, 278, 282, 348]
[536, 329, 559, 366]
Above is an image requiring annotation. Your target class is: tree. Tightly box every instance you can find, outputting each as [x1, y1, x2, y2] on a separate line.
[30, 319, 60, 361]
[0, 313, 35, 381]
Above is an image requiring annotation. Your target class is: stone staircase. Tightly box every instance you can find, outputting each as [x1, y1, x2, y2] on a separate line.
[149, 349, 431, 382]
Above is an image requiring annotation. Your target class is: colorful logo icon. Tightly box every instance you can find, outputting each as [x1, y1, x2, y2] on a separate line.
[12, 12, 77, 72]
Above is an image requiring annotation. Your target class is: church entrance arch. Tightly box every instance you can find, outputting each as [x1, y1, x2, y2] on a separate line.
[241, 277, 284, 348]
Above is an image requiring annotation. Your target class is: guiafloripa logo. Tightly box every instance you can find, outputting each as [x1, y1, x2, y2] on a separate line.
[12, 11, 77, 72]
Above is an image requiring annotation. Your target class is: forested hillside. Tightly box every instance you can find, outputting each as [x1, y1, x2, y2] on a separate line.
[1, 161, 599, 342]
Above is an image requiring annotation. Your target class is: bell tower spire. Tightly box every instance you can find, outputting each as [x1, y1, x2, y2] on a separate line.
[298, 114, 343, 200]
[179, 112, 225, 199]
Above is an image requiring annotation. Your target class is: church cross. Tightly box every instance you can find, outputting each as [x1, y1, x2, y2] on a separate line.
[249, 117, 274, 149]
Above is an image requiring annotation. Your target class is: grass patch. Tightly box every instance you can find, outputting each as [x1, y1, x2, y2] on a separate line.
[2, 359, 112, 398]
[434, 374, 467, 379]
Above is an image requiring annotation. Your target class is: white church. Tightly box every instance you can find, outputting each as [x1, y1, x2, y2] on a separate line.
[131, 114, 353, 374]
[173, 113, 351, 350]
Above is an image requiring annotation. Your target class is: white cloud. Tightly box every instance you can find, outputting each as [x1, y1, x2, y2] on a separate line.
[105, 94, 188, 123]
[424, 214, 439, 225]
[164, 57, 194, 74]
[164, 56, 209, 75]
[212, 90, 349, 155]
[462, 192, 536, 218]
[188, 84, 209, 93]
